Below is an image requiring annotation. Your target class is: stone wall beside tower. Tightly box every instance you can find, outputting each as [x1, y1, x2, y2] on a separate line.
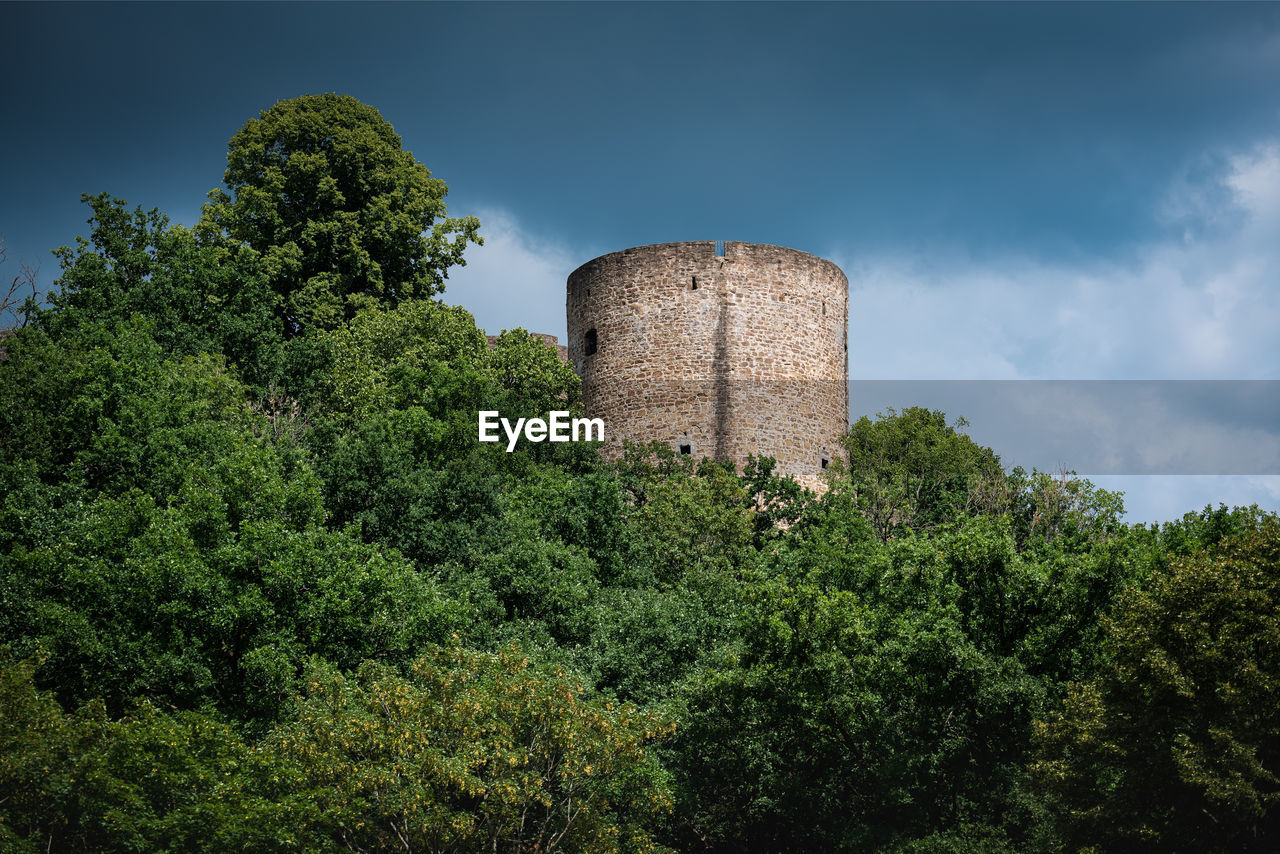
[566, 241, 848, 491]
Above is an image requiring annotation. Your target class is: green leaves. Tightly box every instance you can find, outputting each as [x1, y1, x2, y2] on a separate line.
[0, 649, 674, 854]
[44, 194, 284, 389]
[0, 321, 460, 723]
[202, 94, 480, 335]
[272, 649, 674, 853]
[670, 520, 1052, 852]
[8, 91, 1278, 853]
[841, 408, 1004, 542]
[0, 654, 285, 854]
[1034, 521, 1280, 852]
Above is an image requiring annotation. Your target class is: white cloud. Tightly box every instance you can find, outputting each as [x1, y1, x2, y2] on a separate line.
[441, 154, 1280, 522]
[837, 141, 1280, 521]
[840, 142, 1280, 381]
[440, 209, 575, 343]
[1086, 475, 1280, 525]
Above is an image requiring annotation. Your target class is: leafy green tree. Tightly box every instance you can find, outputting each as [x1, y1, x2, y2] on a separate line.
[39, 193, 283, 388]
[1004, 467, 1126, 553]
[0, 654, 297, 854]
[667, 518, 1055, 852]
[2, 474, 461, 723]
[534, 445, 764, 708]
[309, 300, 587, 573]
[842, 408, 1005, 542]
[0, 318, 260, 499]
[319, 298, 491, 420]
[1149, 502, 1274, 558]
[2, 645, 676, 854]
[1033, 521, 1280, 853]
[201, 94, 480, 334]
[0, 321, 460, 722]
[613, 444, 755, 585]
[740, 454, 813, 545]
[270, 648, 674, 853]
[485, 327, 582, 416]
[840, 409, 1125, 554]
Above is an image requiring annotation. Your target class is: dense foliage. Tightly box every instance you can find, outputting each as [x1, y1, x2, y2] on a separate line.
[3, 94, 1277, 852]
[202, 93, 481, 335]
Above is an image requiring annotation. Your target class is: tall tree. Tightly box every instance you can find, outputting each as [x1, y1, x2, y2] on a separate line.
[842, 408, 1005, 542]
[1034, 520, 1280, 852]
[0, 238, 41, 331]
[38, 194, 283, 387]
[201, 94, 480, 334]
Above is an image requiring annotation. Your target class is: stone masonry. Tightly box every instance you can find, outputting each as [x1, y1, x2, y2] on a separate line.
[566, 241, 848, 492]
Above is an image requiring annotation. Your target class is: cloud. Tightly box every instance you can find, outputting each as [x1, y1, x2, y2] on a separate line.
[839, 142, 1280, 381]
[440, 209, 575, 343]
[837, 141, 1280, 521]
[851, 380, 1280, 476]
[1087, 475, 1280, 525]
[442, 154, 1280, 522]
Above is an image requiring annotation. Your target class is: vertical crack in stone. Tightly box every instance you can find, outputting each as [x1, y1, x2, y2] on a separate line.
[566, 242, 848, 492]
[713, 279, 731, 461]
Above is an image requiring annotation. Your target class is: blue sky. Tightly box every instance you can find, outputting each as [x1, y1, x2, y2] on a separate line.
[4, 2, 1280, 522]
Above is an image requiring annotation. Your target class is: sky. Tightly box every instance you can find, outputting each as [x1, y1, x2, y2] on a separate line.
[4, 1, 1280, 523]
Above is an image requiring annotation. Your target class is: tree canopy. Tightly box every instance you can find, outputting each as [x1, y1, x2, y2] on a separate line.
[201, 93, 481, 335]
[2, 93, 1276, 853]
[1034, 521, 1280, 852]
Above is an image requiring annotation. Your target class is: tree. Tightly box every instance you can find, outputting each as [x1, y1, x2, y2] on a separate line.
[841, 408, 1005, 542]
[668, 559, 1045, 853]
[0, 320, 461, 722]
[36, 194, 284, 388]
[740, 454, 813, 546]
[308, 300, 589, 573]
[271, 649, 674, 853]
[0, 654, 295, 854]
[201, 94, 480, 334]
[1034, 520, 1280, 852]
[1004, 467, 1126, 553]
[0, 238, 41, 332]
[1150, 503, 1273, 559]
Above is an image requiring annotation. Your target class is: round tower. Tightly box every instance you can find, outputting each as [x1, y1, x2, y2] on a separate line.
[566, 241, 848, 491]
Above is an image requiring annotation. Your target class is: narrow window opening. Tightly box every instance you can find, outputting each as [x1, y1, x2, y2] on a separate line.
[585, 328, 598, 356]
[822, 301, 826, 316]
[820, 453, 830, 470]
[678, 444, 692, 455]
[691, 277, 699, 290]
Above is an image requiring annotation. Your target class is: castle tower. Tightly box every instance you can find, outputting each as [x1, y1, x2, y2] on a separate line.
[566, 241, 848, 491]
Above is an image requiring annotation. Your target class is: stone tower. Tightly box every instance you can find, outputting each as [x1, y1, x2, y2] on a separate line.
[566, 241, 848, 490]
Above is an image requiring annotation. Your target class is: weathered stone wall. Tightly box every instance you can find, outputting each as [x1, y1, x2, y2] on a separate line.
[566, 241, 848, 491]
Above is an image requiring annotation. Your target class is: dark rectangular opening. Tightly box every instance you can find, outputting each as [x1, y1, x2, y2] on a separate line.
[679, 444, 692, 455]
[585, 328, 598, 356]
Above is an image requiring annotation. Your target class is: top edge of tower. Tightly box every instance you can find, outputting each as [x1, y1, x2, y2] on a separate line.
[567, 241, 847, 285]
